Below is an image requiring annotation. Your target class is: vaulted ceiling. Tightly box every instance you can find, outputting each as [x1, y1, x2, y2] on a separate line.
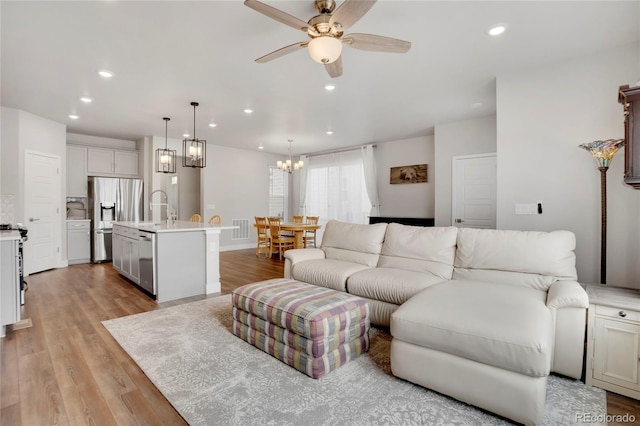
[2, 1, 638, 155]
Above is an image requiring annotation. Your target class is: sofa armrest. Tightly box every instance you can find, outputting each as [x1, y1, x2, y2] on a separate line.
[546, 280, 589, 309]
[283, 248, 326, 279]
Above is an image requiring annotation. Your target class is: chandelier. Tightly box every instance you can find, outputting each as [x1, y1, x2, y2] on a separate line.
[155, 117, 176, 173]
[183, 101, 206, 168]
[277, 140, 304, 173]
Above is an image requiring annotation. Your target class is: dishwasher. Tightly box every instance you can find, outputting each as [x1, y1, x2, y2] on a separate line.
[138, 231, 156, 296]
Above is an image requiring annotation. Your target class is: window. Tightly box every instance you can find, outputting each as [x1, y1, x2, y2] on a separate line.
[304, 150, 370, 232]
[269, 166, 288, 219]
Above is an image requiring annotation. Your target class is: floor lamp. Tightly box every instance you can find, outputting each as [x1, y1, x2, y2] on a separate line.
[579, 138, 624, 284]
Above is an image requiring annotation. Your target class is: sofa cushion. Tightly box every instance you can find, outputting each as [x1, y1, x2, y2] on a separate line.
[347, 268, 447, 305]
[391, 280, 552, 377]
[292, 259, 371, 292]
[378, 224, 457, 279]
[453, 228, 577, 290]
[321, 220, 388, 267]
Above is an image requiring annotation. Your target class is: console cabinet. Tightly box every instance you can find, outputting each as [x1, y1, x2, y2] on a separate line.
[619, 85, 640, 189]
[586, 284, 640, 400]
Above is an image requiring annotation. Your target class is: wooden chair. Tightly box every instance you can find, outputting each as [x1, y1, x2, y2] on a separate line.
[304, 216, 319, 248]
[268, 217, 294, 259]
[292, 215, 304, 223]
[189, 214, 202, 223]
[208, 215, 222, 225]
[255, 216, 270, 258]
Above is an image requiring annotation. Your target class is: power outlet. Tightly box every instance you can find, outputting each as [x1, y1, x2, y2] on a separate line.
[207, 204, 215, 210]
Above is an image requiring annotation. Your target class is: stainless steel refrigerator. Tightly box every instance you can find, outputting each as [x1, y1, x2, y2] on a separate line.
[88, 177, 143, 262]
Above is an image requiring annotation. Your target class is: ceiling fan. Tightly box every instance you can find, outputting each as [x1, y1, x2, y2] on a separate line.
[244, 0, 411, 78]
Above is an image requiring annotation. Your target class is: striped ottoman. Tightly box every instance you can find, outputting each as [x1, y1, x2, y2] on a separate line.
[231, 278, 370, 379]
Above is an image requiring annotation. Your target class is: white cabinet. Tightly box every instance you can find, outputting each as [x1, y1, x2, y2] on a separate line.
[67, 220, 90, 265]
[586, 284, 640, 400]
[87, 147, 139, 177]
[67, 145, 88, 196]
[112, 225, 140, 283]
[1, 234, 21, 330]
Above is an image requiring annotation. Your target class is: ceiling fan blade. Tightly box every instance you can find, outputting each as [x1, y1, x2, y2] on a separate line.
[255, 41, 309, 63]
[329, 0, 377, 30]
[325, 56, 343, 78]
[342, 33, 411, 53]
[244, 0, 311, 32]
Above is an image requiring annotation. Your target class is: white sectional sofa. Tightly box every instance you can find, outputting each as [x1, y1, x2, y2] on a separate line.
[284, 220, 589, 425]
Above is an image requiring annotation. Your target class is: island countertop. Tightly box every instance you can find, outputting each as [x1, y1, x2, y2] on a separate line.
[114, 220, 238, 233]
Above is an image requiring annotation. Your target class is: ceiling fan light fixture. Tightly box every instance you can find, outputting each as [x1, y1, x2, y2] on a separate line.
[308, 36, 342, 64]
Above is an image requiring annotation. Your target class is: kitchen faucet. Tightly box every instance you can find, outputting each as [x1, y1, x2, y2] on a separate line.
[149, 189, 169, 221]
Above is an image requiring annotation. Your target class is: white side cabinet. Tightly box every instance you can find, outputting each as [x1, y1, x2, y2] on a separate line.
[67, 145, 88, 197]
[87, 147, 139, 177]
[586, 284, 640, 400]
[1, 232, 21, 333]
[67, 220, 91, 265]
[112, 225, 140, 284]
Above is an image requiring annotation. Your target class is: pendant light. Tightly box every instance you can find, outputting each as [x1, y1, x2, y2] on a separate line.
[183, 101, 206, 168]
[156, 117, 176, 173]
[277, 139, 304, 173]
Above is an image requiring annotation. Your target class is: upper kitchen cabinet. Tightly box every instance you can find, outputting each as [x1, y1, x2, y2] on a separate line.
[67, 145, 88, 196]
[87, 147, 139, 177]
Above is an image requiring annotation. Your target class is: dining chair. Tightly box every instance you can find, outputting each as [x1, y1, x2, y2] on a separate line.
[304, 216, 319, 248]
[189, 214, 202, 223]
[268, 217, 294, 259]
[208, 214, 222, 225]
[254, 216, 270, 258]
[292, 215, 304, 223]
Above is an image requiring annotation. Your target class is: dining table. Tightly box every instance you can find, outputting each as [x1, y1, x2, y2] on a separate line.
[254, 222, 321, 249]
[279, 222, 321, 249]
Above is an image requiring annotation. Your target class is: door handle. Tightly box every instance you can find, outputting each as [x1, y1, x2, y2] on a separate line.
[455, 218, 464, 223]
[29, 218, 40, 222]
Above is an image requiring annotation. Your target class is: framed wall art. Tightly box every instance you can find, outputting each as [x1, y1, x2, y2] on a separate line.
[390, 164, 428, 184]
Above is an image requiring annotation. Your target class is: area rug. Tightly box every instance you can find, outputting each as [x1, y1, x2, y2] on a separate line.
[102, 295, 606, 426]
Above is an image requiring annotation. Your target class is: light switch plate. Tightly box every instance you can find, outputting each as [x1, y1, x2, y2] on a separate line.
[515, 203, 537, 215]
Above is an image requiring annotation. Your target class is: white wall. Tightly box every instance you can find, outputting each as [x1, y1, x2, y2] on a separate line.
[434, 115, 497, 226]
[497, 44, 640, 287]
[67, 132, 137, 150]
[199, 144, 284, 250]
[376, 136, 435, 218]
[1, 108, 66, 266]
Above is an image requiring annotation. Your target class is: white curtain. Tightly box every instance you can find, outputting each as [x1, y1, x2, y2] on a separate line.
[298, 155, 309, 216]
[304, 149, 370, 243]
[361, 144, 380, 217]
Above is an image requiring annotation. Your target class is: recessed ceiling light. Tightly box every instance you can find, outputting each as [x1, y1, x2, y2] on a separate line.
[208, 123, 217, 128]
[324, 84, 336, 91]
[258, 144, 264, 150]
[98, 70, 114, 78]
[69, 114, 79, 120]
[488, 24, 507, 36]
[471, 102, 483, 109]
[80, 97, 93, 103]
[244, 108, 253, 114]
[183, 133, 190, 138]
[326, 130, 334, 135]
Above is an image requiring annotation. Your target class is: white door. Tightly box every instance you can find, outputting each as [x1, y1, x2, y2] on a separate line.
[452, 153, 496, 229]
[25, 151, 61, 274]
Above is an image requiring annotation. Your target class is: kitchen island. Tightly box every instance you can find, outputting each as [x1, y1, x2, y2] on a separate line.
[112, 221, 237, 302]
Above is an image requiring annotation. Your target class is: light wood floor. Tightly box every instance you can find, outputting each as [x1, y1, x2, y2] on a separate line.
[1, 249, 638, 425]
